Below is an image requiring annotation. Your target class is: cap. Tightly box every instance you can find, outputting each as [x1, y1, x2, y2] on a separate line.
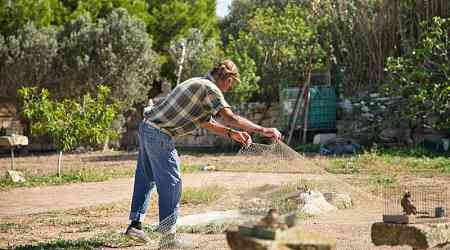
[220, 59, 241, 83]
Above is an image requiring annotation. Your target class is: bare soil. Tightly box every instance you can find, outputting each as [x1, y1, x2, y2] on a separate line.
[0, 151, 447, 249]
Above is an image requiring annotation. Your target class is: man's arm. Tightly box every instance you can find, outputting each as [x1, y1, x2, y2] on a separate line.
[217, 108, 282, 140]
[200, 117, 252, 146]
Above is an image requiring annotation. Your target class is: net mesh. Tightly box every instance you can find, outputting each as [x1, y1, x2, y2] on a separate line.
[142, 140, 434, 250]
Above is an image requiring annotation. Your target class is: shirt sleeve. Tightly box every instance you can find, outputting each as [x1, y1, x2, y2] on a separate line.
[205, 84, 231, 116]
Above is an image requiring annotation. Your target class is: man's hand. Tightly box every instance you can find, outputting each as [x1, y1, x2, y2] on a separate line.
[259, 128, 282, 141]
[230, 130, 252, 146]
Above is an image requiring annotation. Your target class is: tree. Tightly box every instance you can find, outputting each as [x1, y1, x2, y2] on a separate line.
[0, 0, 66, 37]
[0, 8, 159, 111]
[224, 35, 260, 103]
[222, 3, 327, 102]
[55, 8, 160, 110]
[18, 85, 118, 176]
[148, 0, 220, 83]
[0, 0, 152, 37]
[385, 17, 450, 131]
[169, 28, 224, 83]
[0, 23, 58, 97]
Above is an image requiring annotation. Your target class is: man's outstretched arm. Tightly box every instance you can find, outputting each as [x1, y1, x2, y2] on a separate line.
[200, 117, 252, 146]
[217, 108, 282, 140]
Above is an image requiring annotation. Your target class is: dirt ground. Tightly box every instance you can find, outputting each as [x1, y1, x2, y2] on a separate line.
[0, 151, 447, 249]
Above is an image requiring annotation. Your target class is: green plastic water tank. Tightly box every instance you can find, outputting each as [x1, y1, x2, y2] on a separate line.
[280, 86, 336, 130]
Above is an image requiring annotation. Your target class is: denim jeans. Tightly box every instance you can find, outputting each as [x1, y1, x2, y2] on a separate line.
[129, 121, 181, 233]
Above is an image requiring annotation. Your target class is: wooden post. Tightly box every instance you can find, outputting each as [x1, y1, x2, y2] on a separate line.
[10, 147, 15, 170]
[287, 44, 316, 146]
[302, 89, 311, 144]
[57, 151, 62, 177]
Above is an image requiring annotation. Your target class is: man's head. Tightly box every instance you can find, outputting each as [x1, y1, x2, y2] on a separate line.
[210, 59, 240, 92]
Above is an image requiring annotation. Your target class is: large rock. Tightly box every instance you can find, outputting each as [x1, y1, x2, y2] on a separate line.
[299, 191, 338, 215]
[227, 225, 336, 250]
[371, 222, 450, 249]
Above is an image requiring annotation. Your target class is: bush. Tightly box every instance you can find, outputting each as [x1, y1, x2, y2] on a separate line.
[385, 17, 450, 131]
[0, 8, 160, 111]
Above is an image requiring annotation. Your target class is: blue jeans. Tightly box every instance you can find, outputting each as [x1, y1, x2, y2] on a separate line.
[129, 121, 181, 233]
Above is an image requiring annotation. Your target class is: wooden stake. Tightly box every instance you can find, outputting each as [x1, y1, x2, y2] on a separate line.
[57, 151, 62, 177]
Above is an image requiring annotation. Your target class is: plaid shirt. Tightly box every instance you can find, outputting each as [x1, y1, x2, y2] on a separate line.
[143, 76, 230, 137]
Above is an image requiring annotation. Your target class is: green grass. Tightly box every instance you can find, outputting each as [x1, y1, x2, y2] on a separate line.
[181, 185, 226, 205]
[0, 222, 29, 232]
[0, 167, 134, 189]
[11, 231, 142, 250]
[323, 147, 450, 175]
[0, 164, 202, 189]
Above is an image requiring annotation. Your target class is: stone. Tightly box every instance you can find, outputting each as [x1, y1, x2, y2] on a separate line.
[323, 192, 352, 209]
[371, 222, 450, 249]
[201, 165, 216, 171]
[313, 133, 336, 145]
[7, 170, 25, 183]
[0, 135, 28, 147]
[299, 190, 338, 216]
[227, 225, 336, 250]
[177, 210, 243, 227]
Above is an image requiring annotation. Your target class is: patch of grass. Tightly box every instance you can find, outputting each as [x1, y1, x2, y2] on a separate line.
[181, 185, 226, 205]
[177, 220, 241, 234]
[0, 223, 28, 232]
[322, 147, 450, 175]
[0, 167, 135, 189]
[368, 174, 398, 187]
[180, 164, 202, 173]
[12, 230, 145, 250]
[12, 238, 105, 250]
[0, 163, 202, 189]
[326, 156, 361, 174]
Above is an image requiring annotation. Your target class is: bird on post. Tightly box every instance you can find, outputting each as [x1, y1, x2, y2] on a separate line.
[401, 191, 417, 215]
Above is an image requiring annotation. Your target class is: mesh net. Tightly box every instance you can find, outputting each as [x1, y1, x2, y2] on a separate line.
[141, 140, 436, 250]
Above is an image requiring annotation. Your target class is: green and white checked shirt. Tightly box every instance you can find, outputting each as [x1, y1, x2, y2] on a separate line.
[143, 76, 230, 137]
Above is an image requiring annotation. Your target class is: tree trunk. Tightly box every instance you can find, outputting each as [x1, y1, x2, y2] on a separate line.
[57, 151, 62, 177]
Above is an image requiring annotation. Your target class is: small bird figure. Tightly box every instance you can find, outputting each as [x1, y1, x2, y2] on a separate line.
[401, 191, 417, 215]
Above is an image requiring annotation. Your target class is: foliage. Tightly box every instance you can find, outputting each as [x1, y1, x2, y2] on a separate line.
[0, 0, 65, 37]
[0, 8, 160, 110]
[0, 23, 58, 97]
[169, 28, 224, 83]
[18, 85, 118, 152]
[385, 17, 450, 131]
[315, 0, 450, 95]
[148, 0, 221, 83]
[225, 35, 260, 103]
[0, 0, 152, 37]
[222, 3, 327, 102]
[56, 8, 160, 109]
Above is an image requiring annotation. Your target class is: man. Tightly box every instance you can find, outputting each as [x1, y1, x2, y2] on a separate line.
[125, 59, 282, 248]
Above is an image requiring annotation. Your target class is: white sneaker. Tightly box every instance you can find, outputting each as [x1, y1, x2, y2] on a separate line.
[125, 225, 152, 243]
